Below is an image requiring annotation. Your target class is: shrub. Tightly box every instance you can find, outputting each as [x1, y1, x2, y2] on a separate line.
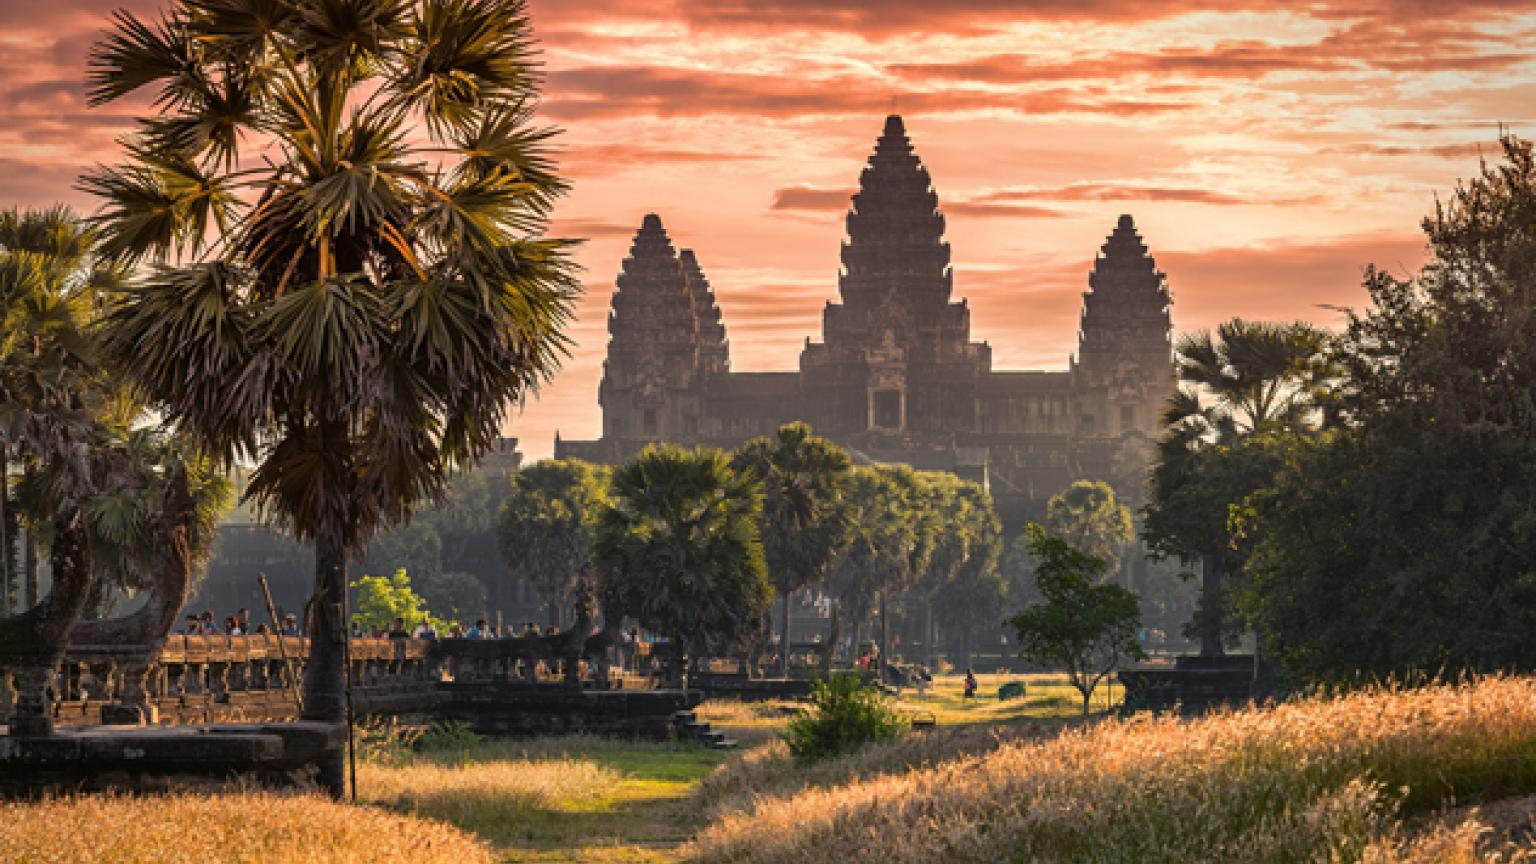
[784, 674, 907, 762]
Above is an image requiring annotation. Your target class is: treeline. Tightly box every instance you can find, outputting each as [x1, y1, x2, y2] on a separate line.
[1146, 135, 1536, 685]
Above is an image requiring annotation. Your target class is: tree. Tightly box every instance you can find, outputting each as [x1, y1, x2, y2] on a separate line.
[1045, 480, 1133, 579]
[929, 481, 1005, 670]
[0, 206, 121, 612]
[1241, 135, 1536, 684]
[87, 0, 576, 795]
[351, 569, 432, 632]
[824, 465, 935, 672]
[731, 422, 853, 676]
[496, 459, 608, 626]
[1009, 525, 1145, 716]
[1144, 318, 1328, 656]
[594, 445, 769, 686]
[417, 570, 486, 626]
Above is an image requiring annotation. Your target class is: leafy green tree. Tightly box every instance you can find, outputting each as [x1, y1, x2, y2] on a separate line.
[595, 445, 769, 685]
[1145, 318, 1328, 656]
[350, 569, 432, 632]
[417, 570, 486, 626]
[1046, 480, 1133, 579]
[363, 519, 443, 583]
[1009, 525, 1145, 716]
[731, 422, 853, 675]
[1242, 135, 1536, 683]
[87, 0, 576, 794]
[496, 459, 609, 626]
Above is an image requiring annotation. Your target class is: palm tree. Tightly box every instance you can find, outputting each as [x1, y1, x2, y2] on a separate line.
[0, 206, 120, 612]
[731, 422, 853, 677]
[594, 445, 768, 688]
[824, 465, 934, 673]
[1147, 318, 1329, 656]
[1045, 480, 1133, 581]
[85, 0, 577, 793]
[930, 482, 1004, 671]
[495, 459, 609, 627]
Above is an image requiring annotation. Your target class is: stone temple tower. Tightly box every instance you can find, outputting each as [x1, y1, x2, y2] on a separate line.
[1071, 215, 1175, 503]
[681, 249, 729, 376]
[800, 115, 990, 436]
[598, 214, 706, 441]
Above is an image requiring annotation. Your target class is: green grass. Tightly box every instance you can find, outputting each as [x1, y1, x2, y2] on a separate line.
[361, 673, 1114, 862]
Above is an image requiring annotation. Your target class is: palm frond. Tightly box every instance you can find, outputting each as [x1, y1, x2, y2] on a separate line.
[87, 10, 202, 107]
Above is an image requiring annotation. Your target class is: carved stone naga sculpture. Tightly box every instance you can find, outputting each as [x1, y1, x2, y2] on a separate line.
[0, 507, 93, 737]
[67, 462, 196, 725]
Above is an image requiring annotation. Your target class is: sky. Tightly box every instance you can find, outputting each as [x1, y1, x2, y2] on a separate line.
[2, 1, 1535, 459]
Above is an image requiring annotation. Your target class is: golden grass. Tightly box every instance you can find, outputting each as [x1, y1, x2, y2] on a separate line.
[686, 676, 1536, 863]
[694, 721, 1063, 820]
[0, 791, 495, 864]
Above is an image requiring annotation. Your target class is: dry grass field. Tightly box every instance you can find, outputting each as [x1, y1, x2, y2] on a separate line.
[687, 675, 1536, 863]
[5, 675, 1536, 862]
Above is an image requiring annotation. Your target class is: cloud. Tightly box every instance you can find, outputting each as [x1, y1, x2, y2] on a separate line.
[973, 183, 1297, 206]
[549, 217, 643, 239]
[771, 185, 856, 211]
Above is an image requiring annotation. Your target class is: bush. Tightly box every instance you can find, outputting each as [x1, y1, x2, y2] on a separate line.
[784, 674, 907, 762]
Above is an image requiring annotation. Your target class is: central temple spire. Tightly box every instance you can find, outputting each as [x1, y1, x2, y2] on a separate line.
[838, 114, 953, 315]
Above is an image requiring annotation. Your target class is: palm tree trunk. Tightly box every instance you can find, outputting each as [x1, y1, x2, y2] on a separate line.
[1199, 554, 1225, 657]
[823, 604, 841, 673]
[23, 528, 38, 610]
[924, 598, 934, 668]
[878, 592, 888, 684]
[778, 587, 792, 678]
[302, 529, 349, 799]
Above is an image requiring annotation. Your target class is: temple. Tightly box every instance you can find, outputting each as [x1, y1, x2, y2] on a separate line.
[556, 115, 1175, 528]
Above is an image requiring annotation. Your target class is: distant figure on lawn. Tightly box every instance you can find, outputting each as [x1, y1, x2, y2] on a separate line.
[963, 668, 978, 700]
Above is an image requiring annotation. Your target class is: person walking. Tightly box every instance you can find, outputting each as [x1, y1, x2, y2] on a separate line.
[963, 668, 978, 700]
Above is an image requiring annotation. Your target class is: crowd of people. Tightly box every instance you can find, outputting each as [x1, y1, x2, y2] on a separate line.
[181, 608, 301, 637]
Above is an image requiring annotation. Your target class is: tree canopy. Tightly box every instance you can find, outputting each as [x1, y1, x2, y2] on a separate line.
[1241, 135, 1536, 683]
[496, 459, 609, 625]
[1009, 524, 1144, 716]
[594, 445, 769, 683]
[84, 0, 576, 795]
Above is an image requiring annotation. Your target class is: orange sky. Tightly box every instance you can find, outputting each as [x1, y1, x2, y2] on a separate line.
[2, 0, 1534, 459]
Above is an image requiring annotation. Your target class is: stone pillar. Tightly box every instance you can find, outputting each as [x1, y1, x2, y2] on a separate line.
[10, 664, 55, 737]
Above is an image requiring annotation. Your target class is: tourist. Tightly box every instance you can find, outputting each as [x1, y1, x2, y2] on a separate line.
[183, 615, 202, 635]
[915, 663, 930, 699]
[253, 623, 270, 635]
[413, 620, 438, 639]
[468, 619, 491, 639]
[350, 622, 364, 639]
[236, 608, 252, 633]
[963, 668, 978, 700]
[200, 610, 221, 634]
[280, 614, 300, 636]
[388, 617, 410, 639]
[224, 615, 242, 636]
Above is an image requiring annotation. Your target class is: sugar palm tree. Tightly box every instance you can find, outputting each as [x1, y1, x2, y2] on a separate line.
[1147, 318, 1329, 656]
[85, 0, 577, 793]
[595, 445, 768, 687]
[731, 422, 853, 677]
[0, 206, 122, 612]
[495, 459, 609, 627]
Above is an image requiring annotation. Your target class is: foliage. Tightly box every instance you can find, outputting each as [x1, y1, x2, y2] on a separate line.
[926, 480, 1005, 665]
[784, 673, 907, 762]
[417, 570, 486, 625]
[1144, 317, 1329, 654]
[825, 466, 935, 643]
[1045, 479, 1133, 571]
[85, 0, 576, 784]
[1241, 135, 1536, 683]
[1008, 525, 1144, 716]
[351, 568, 433, 632]
[732, 422, 853, 670]
[595, 445, 769, 673]
[688, 676, 1536, 864]
[496, 458, 609, 623]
